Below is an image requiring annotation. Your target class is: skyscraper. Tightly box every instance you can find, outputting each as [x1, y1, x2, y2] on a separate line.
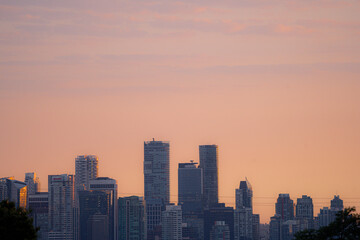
[144, 139, 170, 238]
[118, 196, 146, 240]
[75, 155, 99, 193]
[178, 161, 203, 213]
[28, 192, 48, 240]
[234, 179, 253, 240]
[78, 190, 111, 240]
[25, 172, 40, 195]
[199, 145, 218, 208]
[0, 177, 27, 208]
[88, 177, 118, 240]
[330, 195, 343, 211]
[236, 179, 253, 209]
[275, 194, 294, 221]
[204, 203, 234, 240]
[296, 195, 314, 230]
[162, 205, 183, 240]
[48, 174, 75, 240]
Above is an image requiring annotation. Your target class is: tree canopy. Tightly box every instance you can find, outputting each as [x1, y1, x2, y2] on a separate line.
[0, 200, 38, 240]
[295, 207, 360, 240]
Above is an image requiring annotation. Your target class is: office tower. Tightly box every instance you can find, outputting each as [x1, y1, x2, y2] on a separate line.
[275, 194, 294, 221]
[0, 177, 27, 208]
[48, 174, 75, 240]
[269, 215, 281, 240]
[296, 195, 313, 220]
[78, 190, 111, 240]
[178, 161, 203, 213]
[234, 179, 253, 240]
[204, 203, 234, 240]
[88, 177, 118, 240]
[330, 195, 344, 211]
[317, 207, 337, 228]
[210, 221, 231, 240]
[252, 214, 260, 240]
[75, 155, 99, 192]
[25, 172, 40, 195]
[144, 139, 170, 238]
[28, 192, 48, 240]
[296, 195, 314, 230]
[118, 196, 146, 240]
[162, 205, 182, 240]
[236, 179, 253, 209]
[199, 145, 218, 208]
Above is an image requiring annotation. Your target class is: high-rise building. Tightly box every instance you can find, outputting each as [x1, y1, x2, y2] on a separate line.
[330, 195, 343, 211]
[48, 174, 75, 240]
[275, 194, 294, 221]
[317, 207, 337, 228]
[88, 177, 118, 240]
[25, 172, 40, 195]
[269, 215, 281, 240]
[296, 195, 314, 230]
[78, 190, 112, 240]
[0, 177, 27, 208]
[236, 179, 253, 209]
[204, 203, 234, 240]
[252, 214, 260, 240]
[199, 145, 218, 208]
[28, 192, 48, 240]
[162, 205, 183, 240]
[210, 221, 231, 240]
[234, 179, 253, 240]
[178, 161, 203, 214]
[144, 139, 170, 238]
[118, 196, 146, 240]
[75, 155, 98, 193]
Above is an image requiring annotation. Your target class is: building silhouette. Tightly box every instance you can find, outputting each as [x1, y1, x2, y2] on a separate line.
[330, 195, 343, 211]
[275, 194, 294, 221]
[178, 161, 203, 214]
[25, 172, 40, 195]
[296, 195, 314, 230]
[48, 174, 75, 240]
[199, 145, 218, 208]
[144, 139, 170, 239]
[0, 177, 27, 208]
[75, 155, 99, 193]
[88, 177, 118, 240]
[210, 221, 231, 240]
[234, 179, 253, 240]
[118, 196, 146, 240]
[204, 203, 234, 240]
[162, 205, 183, 240]
[28, 192, 49, 240]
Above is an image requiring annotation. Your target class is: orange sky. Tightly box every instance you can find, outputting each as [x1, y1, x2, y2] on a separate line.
[1, 0, 360, 223]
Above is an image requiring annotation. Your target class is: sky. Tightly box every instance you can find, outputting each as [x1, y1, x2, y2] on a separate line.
[1, 0, 360, 223]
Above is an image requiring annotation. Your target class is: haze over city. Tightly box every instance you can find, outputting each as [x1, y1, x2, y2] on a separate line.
[1, 0, 360, 225]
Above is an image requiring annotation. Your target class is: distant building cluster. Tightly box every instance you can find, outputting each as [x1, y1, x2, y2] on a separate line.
[0, 139, 345, 240]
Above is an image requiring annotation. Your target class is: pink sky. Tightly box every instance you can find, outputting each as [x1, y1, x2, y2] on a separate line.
[1, 0, 360, 223]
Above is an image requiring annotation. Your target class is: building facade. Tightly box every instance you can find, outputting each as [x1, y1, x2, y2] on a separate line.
[48, 174, 75, 240]
[0, 177, 27, 208]
[28, 192, 49, 240]
[88, 177, 118, 240]
[199, 145, 219, 208]
[162, 205, 182, 240]
[118, 196, 146, 240]
[25, 172, 40, 195]
[144, 139, 170, 238]
[275, 194, 294, 221]
[75, 155, 99, 193]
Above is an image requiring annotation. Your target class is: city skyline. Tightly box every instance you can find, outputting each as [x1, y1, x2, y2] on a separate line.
[1, 0, 360, 225]
[1, 143, 357, 224]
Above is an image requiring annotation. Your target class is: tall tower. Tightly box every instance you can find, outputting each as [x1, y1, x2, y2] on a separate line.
[330, 195, 343, 211]
[178, 161, 203, 213]
[234, 179, 253, 240]
[144, 139, 170, 238]
[88, 177, 118, 240]
[199, 145, 218, 208]
[275, 194, 294, 221]
[118, 196, 146, 240]
[162, 205, 183, 240]
[25, 172, 40, 195]
[75, 155, 98, 192]
[48, 174, 75, 240]
[296, 195, 314, 231]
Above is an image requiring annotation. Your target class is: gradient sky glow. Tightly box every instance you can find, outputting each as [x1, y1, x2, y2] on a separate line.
[1, 0, 360, 223]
